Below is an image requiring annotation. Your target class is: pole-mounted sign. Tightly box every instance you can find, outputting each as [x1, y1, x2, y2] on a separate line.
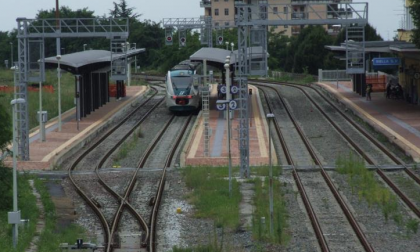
[218, 36, 223, 45]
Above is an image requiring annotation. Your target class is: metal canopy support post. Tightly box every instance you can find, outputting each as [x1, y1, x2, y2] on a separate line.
[15, 17, 129, 160]
[235, 2, 250, 178]
[233, 1, 368, 177]
[202, 59, 210, 157]
[163, 17, 213, 47]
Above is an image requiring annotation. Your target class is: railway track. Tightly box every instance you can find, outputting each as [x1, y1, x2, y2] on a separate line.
[253, 80, 420, 218]
[255, 80, 420, 250]
[257, 84, 374, 252]
[68, 85, 166, 251]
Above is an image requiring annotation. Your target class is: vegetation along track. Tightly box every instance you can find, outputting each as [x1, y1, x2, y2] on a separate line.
[68, 85, 166, 251]
[257, 84, 374, 252]
[254, 80, 420, 219]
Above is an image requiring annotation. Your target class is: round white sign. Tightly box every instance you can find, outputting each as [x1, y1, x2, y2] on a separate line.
[216, 103, 226, 111]
[229, 100, 238, 110]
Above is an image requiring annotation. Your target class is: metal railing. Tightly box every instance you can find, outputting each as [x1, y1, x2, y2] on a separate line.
[318, 69, 352, 82]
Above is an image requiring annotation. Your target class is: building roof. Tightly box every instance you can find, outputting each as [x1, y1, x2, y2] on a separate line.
[44, 49, 145, 73]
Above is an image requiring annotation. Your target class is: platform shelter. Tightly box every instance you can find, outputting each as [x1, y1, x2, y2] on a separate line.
[45, 49, 145, 118]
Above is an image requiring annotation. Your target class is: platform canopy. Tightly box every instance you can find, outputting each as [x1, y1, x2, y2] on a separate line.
[190, 46, 267, 69]
[44, 49, 145, 74]
[325, 41, 416, 54]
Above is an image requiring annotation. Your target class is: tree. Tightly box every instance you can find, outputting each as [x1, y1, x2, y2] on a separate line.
[0, 102, 12, 151]
[410, 0, 420, 48]
[110, 0, 140, 20]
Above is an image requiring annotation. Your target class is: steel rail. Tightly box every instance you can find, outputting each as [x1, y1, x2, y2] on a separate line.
[250, 79, 420, 185]
[259, 87, 330, 252]
[253, 80, 420, 220]
[276, 83, 420, 219]
[256, 83, 375, 252]
[96, 97, 166, 250]
[105, 114, 176, 250]
[149, 115, 193, 252]
[68, 86, 161, 251]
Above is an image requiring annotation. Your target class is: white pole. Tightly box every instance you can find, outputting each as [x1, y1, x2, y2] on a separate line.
[39, 61, 44, 142]
[57, 57, 62, 131]
[12, 102, 18, 248]
[267, 114, 274, 235]
[225, 62, 232, 197]
[226, 57, 231, 101]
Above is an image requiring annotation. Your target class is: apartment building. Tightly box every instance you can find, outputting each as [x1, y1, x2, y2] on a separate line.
[201, 0, 352, 37]
[398, 0, 415, 42]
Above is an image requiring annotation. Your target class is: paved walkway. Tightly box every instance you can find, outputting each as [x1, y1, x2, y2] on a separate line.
[318, 81, 420, 162]
[5, 86, 147, 170]
[183, 84, 275, 167]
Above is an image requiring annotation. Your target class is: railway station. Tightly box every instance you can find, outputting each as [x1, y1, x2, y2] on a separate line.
[4, 1, 420, 252]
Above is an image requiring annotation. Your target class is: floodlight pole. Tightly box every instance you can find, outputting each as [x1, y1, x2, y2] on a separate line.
[10, 98, 25, 248]
[83, 44, 87, 51]
[38, 60, 45, 142]
[267, 113, 275, 235]
[10, 42, 13, 67]
[57, 55, 62, 131]
[225, 41, 229, 50]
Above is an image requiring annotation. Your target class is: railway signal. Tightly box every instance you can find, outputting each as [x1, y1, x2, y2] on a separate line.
[166, 35, 173, 45]
[180, 37, 186, 47]
[217, 36, 223, 45]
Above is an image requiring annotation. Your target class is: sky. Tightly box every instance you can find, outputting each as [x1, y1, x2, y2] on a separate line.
[0, 0, 405, 41]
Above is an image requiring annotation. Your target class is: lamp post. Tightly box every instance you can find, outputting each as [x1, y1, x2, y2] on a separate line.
[10, 42, 13, 67]
[133, 43, 137, 73]
[10, 98, 25, 248]
[56, 55, 62, 131]
[217, 99, 232, 197]
[267, 113, 275, 235]
[83, 44, 87, 51]
[38, 60, 45, 142]
[231, 42, 235, 52]
[225, 41, 229, 50]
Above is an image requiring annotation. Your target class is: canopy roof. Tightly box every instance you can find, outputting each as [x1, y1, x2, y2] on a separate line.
[44, 49, 145, 74]
[189, 47, 268, 69]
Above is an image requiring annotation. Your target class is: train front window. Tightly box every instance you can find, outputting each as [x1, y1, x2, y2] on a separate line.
[171, 76, 193, 89]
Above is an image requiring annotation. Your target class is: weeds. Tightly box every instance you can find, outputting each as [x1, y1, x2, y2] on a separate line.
[182, 166, 241, 229]
[336, 155, 401, 224]
[114, 128, 140, 162]
[251, 177, 289, 244]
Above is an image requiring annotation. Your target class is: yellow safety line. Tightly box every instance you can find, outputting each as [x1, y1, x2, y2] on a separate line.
[320, 82, 420, 156]
[187, 116, 204, 159]
[42, 86, 146, 162]
[252, 87, 268, 158]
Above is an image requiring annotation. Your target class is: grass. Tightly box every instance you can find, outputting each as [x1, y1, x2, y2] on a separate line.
[0, 171, 38, 252]
[251, 177, 289, 244]
[34, 179, 89, 251]
[336, 154, 419, 234]
[182, 166, 241, 229]
[0, 68, 75, 130]
[336, 155, 399, 221]
[113, 127, 142, 163]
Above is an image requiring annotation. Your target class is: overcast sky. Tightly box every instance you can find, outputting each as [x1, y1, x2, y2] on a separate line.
[0, 0, 405, 41]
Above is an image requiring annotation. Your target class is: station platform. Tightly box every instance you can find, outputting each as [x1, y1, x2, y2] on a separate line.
[317, 81, 420, 162]
[181, 85, 275, 167]
[4, 86, 148, 171]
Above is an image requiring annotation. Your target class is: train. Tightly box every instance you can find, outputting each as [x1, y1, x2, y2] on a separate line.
[166, 60, 202, 112]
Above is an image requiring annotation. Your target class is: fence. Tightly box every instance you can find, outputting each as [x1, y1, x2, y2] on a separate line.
[271, 71, 317, 82]
[318, 69, 352, 82]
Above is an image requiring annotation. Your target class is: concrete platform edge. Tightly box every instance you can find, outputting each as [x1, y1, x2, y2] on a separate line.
[49, 86, 150, 170]
[180, 110, 203, 168]
[316, 82, 420, 163]
[252, 85, 278, 165]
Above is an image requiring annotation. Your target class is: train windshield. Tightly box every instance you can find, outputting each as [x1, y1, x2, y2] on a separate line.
[171, 70, 194, 91]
